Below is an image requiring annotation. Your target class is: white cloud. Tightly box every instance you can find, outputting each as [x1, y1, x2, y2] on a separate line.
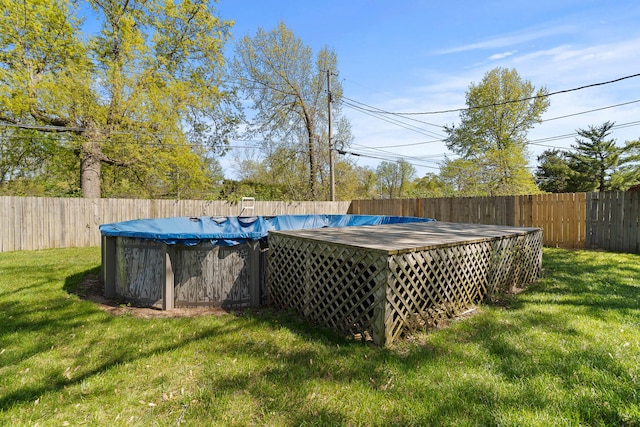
[436, 25, 575, 55]
[489, 51, 518, 61]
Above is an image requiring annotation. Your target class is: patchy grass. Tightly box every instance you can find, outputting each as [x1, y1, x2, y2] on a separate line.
[0, 247, 639, 426]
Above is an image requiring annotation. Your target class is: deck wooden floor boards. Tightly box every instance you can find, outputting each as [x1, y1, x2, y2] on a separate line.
[270, 222, 541, 254]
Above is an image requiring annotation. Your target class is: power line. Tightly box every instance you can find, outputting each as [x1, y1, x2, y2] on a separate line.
[342, 96, 445, 131]
[342, 96, 640, 156]
[527, 120, 640, 149]
[542, 99, 640, 122]
[342, 99, 445, 139]
[345, 120, 640, 171]
[354, 139, 444, 149]
[346, 72, 640, 116]
[337, 148, 441, 171]
[350, 142, 448, 164]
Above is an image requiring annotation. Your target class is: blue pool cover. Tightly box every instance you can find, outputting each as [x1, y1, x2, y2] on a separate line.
[99, 214, 436, 246]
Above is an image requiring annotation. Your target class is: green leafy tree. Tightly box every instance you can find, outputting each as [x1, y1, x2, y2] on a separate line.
[0, 129, 51, 187]
[407, 172, 451, 198]
[439, 157, 488, 196]
[231, 22, 350, 200]
[354, 166, 379, 199]
[0, 0, 237, 198]
[0, 125, 85, 196]
[218, 179, 288, 201]
[613, 139, 640, 189]
[444, 67, 549, 195]
[376, 159, 415, 199]
[330, 160, 381, 201]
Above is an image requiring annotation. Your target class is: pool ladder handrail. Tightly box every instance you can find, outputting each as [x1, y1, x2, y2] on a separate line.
[239, 197, 255, 216]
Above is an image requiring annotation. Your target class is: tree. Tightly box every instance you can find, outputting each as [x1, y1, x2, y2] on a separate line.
[536, 123, 640, 193]
[0, 127, 80, 196]
[444, 67, 549, 195]
[231, 22, 350, 200]
[535, 149, 578, 193]
[567, 121, 621, 192]
[234, 142, 312, 200]
[613, 139, 640, 189]
[0, 0, 237, 198]
[439, 157, 487, 196]
[0, 129, 51, 188]
[376, 160, 415, 198]
[354, 166, 379, 200]
[332, 160, 381, 201]
[406, 173, 451, 198]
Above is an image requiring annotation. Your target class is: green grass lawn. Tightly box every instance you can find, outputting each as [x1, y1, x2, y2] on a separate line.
[0, 247, 638, 426]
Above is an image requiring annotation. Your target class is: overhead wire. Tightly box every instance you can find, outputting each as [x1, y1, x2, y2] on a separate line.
[527, 120, 640, 150]
[350, 142, 448, 164]
[347, 72, 640, 116]
[541, 99, 640, 122]
[336, 148, 441, 171]
[341, 96, 445, 131]
[341, 99, 445, 140]
[339, 93, 640, 161]
[3, 73, 639, 174]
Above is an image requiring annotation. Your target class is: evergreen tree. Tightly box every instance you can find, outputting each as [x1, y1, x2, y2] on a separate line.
[567, 121, 620, 192]
[535, 149, 578, 193]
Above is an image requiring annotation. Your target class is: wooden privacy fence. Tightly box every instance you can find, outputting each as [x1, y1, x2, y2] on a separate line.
[349, 192, 640, 253]
[349, 194, 586, 248]
[586, 191, 640, 253]
[0, 197, 350, 253]
[2, 192, 639, 253]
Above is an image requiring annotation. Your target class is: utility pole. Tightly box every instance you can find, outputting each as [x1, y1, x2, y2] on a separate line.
[327, 69, 335, 201]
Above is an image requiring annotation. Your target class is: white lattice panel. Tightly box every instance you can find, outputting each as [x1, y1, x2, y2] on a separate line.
[268, 225, 543, 346]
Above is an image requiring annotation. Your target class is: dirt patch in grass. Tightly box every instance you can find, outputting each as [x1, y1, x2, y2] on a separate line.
[73, 273, 232, 318]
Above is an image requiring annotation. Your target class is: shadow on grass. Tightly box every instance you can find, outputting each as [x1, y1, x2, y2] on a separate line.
[62, 265, 102, 294]
[0, 301, 249, 412]
[191, 248, 640, 425]
[3, 249, 639, 426]
[532, 249, 640, 317]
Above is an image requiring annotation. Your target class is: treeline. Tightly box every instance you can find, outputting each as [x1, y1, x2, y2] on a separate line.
[1, 2, 639, 201]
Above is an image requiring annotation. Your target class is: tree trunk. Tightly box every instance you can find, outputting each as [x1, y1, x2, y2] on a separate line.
[308, 133, 316, 199]
[80, 140, 102, 198]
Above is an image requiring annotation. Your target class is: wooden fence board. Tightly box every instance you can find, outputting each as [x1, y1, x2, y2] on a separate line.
[575, 193, 586, 248]
[12, 197, 19, 250]
[623, 192, 632, 252]
[0, 197, 351, 252]
[630, 192, 639, 253]
[3, 193, 639, 253]
[601, 192, 610, 249]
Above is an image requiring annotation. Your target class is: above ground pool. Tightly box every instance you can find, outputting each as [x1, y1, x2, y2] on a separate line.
[100, 215, 435, 309]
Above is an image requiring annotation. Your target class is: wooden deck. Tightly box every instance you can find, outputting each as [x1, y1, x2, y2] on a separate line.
[268, 222, 543, 347]
[271, 221, 542, 254]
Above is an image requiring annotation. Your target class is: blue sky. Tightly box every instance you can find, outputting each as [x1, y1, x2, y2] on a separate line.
[215, 0, 640, 178]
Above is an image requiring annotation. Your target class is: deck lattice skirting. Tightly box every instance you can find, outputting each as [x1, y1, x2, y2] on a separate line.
[267, 222, 543, 346]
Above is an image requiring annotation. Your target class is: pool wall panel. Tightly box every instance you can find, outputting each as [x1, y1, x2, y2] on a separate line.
[103, 237, 264, 309]
[116, 237, 164, 305]
[173, 243, 253, 308]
